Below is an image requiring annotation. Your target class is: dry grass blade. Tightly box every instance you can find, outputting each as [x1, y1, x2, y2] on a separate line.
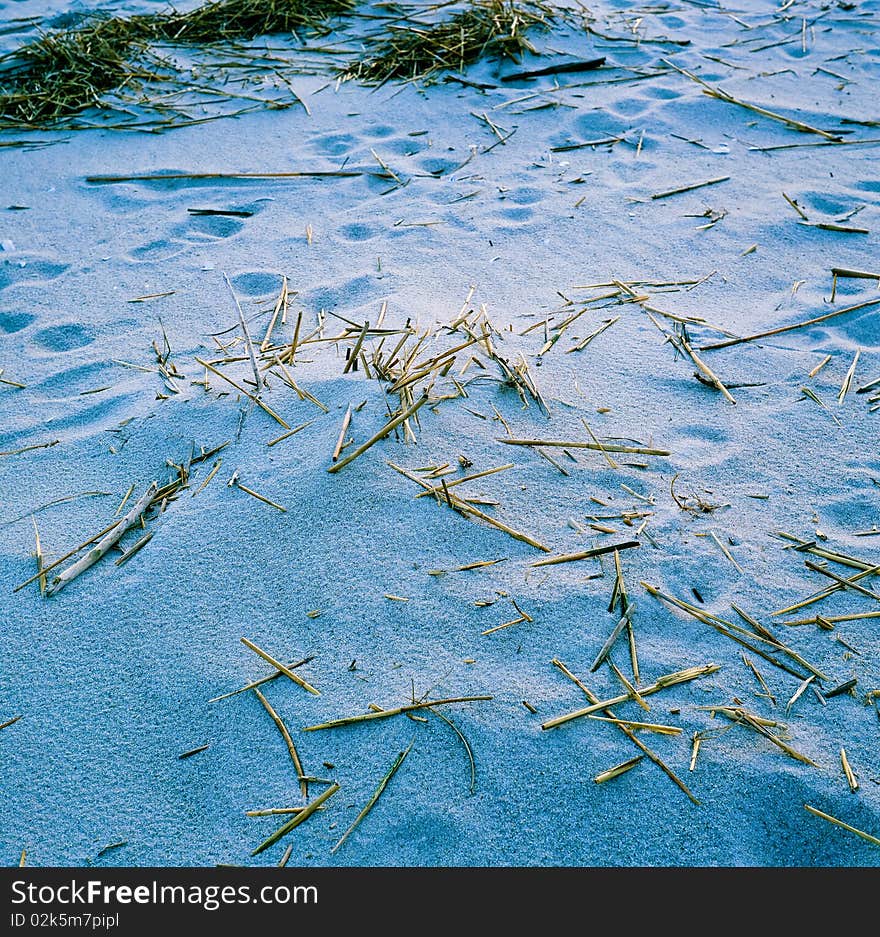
[240, 637, 320, 696]
[550, 659, 700, 804]
[331, 740, 414, 854]
[342, 0, 554, 85]
[45, 482, 157, 596]
[195, 357, 290, 428]
[804, 805, 880, 847]
[254, 688, 308, 799]
[541, 663, 719, 730]
[303, 695, 493, 732]
[251, 782, 341, 856]
[328, 394, 428, 474]
[700, 298, 880, 351]
[594, 755, 643, 784]
[389, 460, 550, 552]
[0, 0, 356, 127]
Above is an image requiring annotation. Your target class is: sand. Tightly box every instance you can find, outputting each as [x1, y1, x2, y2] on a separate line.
[1, 0, 879, 867]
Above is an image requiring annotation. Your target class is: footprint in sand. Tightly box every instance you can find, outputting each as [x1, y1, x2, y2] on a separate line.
[35, 362, 107, 397]
[229, 270, 284, 298]
[179, 213, 245, 241]
[128, 240, 185, 263]
[417, 154, 462, 177]
[311, 132, 358, 157]
[337, 222, 381, 242]
[31, 323, 94, 353]
[0, 256, 68, 291]
[670, 422, 732, 469]
[300, 273, 384, 312]
[363, 124, 396, 139]
[0, 310, 36, 333]
[501, 186, 544, 206]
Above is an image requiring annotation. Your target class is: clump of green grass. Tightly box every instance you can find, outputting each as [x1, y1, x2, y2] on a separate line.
[342, 0, 555, 85]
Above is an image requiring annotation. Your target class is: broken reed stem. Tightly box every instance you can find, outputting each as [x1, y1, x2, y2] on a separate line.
[328, 393, 428, 474]
[643, 581, 821, 680]
[45, 482, 157, 596]
[253, 688, 308, 799]
[240, 637, 320, 696]
[587, 715, 681, 735]
[840, 748, 858, 792]
[330, 740, 414, 854]
[804, 805, 880, 847]
[31, 517, 45, 595]
[332, 404, 353, 462]
[498, 438, 670, 456]
[714, 706, 818, 766]
[303, 695, 492, 732]
[388, 460, 551, 552]
[542, 663, 719, 730]
[343, 321, 369, 375]
[532, 541, 640, 568]
[251, 783, 341, 856]
[590, 608, 633, 672]
[224, 272, 261, 391]
[194, 357, 289, 428]
[550, 659, 700, 804]
[700, 298, 880, 351]
[208, 656, 314, 703]
[594, 755, 643, 784]
[413, 463, 514, 499]
[663, 59, 842, 141]
[234, 481, 287, 512]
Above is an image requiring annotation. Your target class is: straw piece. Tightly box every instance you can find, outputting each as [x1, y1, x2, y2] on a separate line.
[532, 541, 640, 568]
[208, 655, 314, 703]
[251, 783, 341, 856]
[254, 688, 308, 799]
[45, 482, 157, 596]
[541, 663, 719, 730]
[804, 805, 880, 847]
[498, 438, 670, 456]
[332, 405, 353, 462]
[590, 607, 634, 672]
[194, 357, 289, 428]
[594, 755, 643, 784]
[331, 740, 414, 854]
[700, 298, 880, 351]
[551, 659, 700, 804]
[840, 748, 858, 792]
[328, 393, 428, 474]
[303, 695, 492, 732]
[240, 638, 320, 696]
[224, 272, 261, 391]
[389, 461, 550, 552]
[650, 176, 729, 200]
